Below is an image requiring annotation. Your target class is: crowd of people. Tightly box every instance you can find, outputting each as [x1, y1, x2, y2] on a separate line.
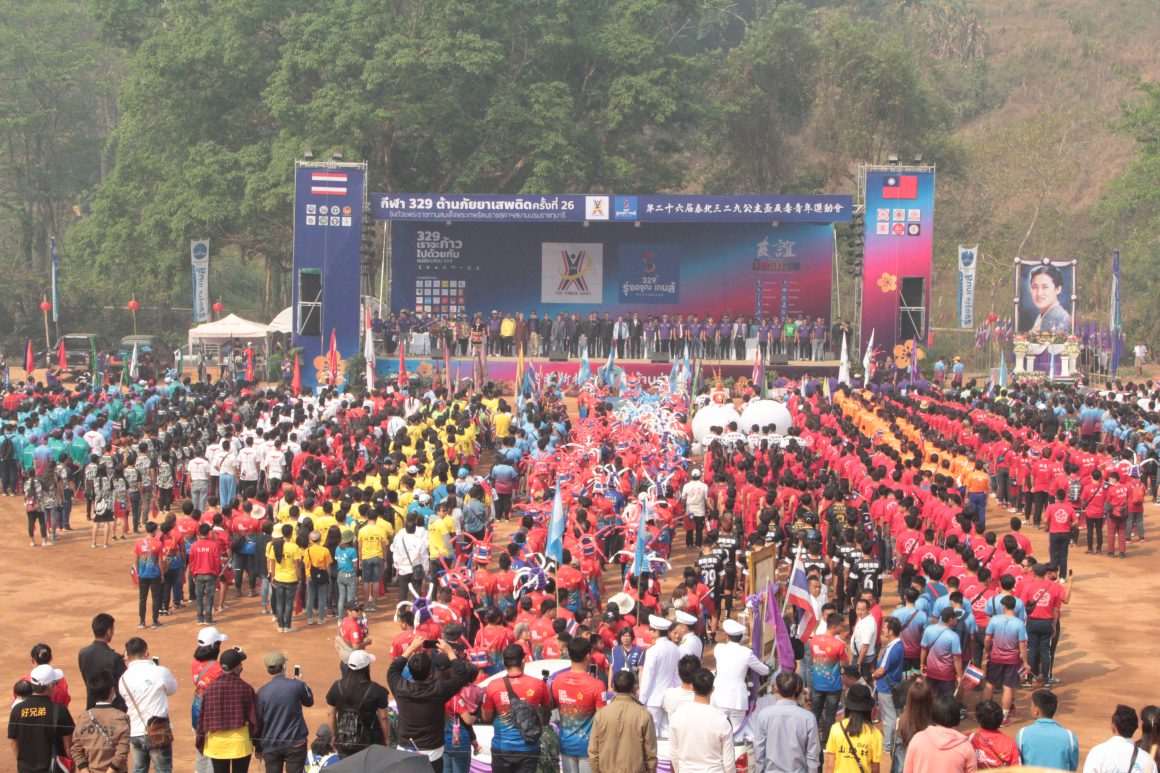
[372, 309, 846, 361]
[5, 358, 1160, 773]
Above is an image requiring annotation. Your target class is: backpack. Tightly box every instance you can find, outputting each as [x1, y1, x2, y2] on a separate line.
[1067, 478, 1083, 504]
[0, 436, 13, 461]
[335, 685, 375, 750]
[503, 676, 543, 746]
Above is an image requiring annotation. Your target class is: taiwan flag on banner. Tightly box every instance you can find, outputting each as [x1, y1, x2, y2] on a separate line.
[882, 174, 918, 200]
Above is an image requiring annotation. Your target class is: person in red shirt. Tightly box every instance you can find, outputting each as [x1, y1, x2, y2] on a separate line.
[1044, 490, 1078, 575]
[481, 645, 550, 766]
[549, 637, 607, 764]
[969, 700, 1021, 767]
[1020, 564, 1064, 687]
[1006, 517, 1032, 556]
[1030, 449, 1057, 528]
[340, 603, 372, 653]
[188, 522, 224, 625]
[132, 521, 165, 629]
[1081, 469, 1107, 554]
[474, 608, 515, 675]
[1104, 470, 1130, 558]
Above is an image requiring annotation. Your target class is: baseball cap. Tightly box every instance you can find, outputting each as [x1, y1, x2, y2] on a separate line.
[264, 651, 287, 670]
[690, 469, 702, 478]
[457, 468, 468, 478]
[29, 664, 64, 687]
[197, 626, 228, 646]
[347, 651, 376, 671]
[219, 648, 247, 671]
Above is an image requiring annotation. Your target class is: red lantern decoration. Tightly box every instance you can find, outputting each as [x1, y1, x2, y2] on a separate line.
[986, 312, 998, 324]
[212, 300, 224, 314]
[127, 299, 140, 311]
[39, 300, 52, 312]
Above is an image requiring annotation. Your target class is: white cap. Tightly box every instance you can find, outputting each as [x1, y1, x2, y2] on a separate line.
[418, 493, 431, 505]
[608, 592, 635, 615]
[674, 610, 697, 626]
[347, 651, 376, 671]
[29, 664, 64, 687]
[690, 469, 702, 478]
[648, 614, 673, 631]
[197, 626, 228, 646]
[407, 465, 419, 474]
[722, 619, 746, 638]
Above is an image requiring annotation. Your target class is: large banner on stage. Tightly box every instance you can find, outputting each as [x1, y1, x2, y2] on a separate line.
[391, 221, 834, 321]
[861, 169, 935, 351]
[1014, 258, 1076, 334]
[291, 163, 366, 387]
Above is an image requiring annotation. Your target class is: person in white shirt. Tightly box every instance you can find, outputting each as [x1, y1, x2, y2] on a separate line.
[187, 453, 210, 512]
[851, 598, 878, 683]
[638, 615, 681, 738]
[681, 469, 710, 549]
[119, 636, 178, 773]
[669, 668, 736, 773]
[661, 655, 699, 736]
[710, 618, 770, 732]
[1083, 705, 1158, 773]
[265, 441, 286, 484]
[674, 610, 702, 660]
[390, 515, 430, 597]
[798, 576, 828, 639]
[83, 427, 106, 456]
[236, 437, 260, 489]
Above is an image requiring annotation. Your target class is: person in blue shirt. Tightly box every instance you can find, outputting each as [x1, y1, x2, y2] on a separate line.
[334, 530, 360, 619]
[874, 617, 906, 756]
[1017, 689, 1079, 770]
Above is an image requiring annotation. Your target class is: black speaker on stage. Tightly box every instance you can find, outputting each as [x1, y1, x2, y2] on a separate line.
[649, 349, 670, 363]
[549, 349, 569, 362]
[769, 354, 790, 366]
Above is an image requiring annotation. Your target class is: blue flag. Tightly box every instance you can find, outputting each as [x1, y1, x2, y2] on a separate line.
[50, 237, 59, 324]
[631, 494, 649, 576]
[601, 346, 616, 386]
[546, 487, 566, 563]
[578, 343, 591, 386]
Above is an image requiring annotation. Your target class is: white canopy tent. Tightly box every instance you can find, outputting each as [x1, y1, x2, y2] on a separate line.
[187, 313, 271, 350]
[268, 307, 292, 334]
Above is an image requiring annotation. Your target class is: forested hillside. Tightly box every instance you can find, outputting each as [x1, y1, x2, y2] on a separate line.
[1, 0, 1158, 347]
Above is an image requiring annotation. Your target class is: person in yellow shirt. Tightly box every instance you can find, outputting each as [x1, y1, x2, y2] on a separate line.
[313, 502, 339, 541]
[266, 524, 302, 633]
[428, 504, 457, 560]
[824, 685, 882, 773]
[303, 530, 334, 625]
[493, 402, 513, 441]
[356, 510, 388, 611]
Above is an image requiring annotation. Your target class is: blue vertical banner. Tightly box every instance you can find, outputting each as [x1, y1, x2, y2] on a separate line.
[291, 162, 367, 388]
[957, 245, 977, 329]
[50, 237, 59, 323]
[190, 239, 210, 323]
[1111, 249, 1122, 376]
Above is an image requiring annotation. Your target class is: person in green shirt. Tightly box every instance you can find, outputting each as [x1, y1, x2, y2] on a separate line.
[782, 319, 799, 358]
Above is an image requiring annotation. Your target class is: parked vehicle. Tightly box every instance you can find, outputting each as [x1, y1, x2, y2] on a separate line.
[114, 335, 174, 370]
[37, 334, 112, 376]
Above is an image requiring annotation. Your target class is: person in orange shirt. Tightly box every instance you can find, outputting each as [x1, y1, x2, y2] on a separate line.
[964, 459, 993, 529]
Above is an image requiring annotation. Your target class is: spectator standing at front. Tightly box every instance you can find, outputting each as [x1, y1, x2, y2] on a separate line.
[587, 671, 657, 773]
[968, 701, 1021, 769]
[325, 651, 390, 757]
[256, 651, 314, 773]
[71, 669, 131, 773]
[903, 694, 976, 773]
[1082, 705, 1157, 773]
[388, 637, 477, 771]
[196, 648, 258, 773]
[78, 613, 128, 711]
[119, 637, 178, 773]
[822, 684, 881, 773]
[1017, 690, 1079, 771]
[669, 669, 736, 772]
[873, 618, 905, 759]
[8, 664, 75, 773]
[749, 671, 820, 773]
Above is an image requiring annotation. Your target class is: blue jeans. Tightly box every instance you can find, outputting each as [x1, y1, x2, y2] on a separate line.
[811, 689, 841, 746]
[1128, 511, 1145, 541]
[337, 572, 358, 618]
[306, 577, 327, 622]
[561, 755, 591, 773]
[261, 576, 271, 609]
[218, 473, 237, 506]
[131, 735, 173, 773]
[968, 491, 988, 528]
[47, 505, 62, 539]
[444, 749, 472, 773]
[273, 580, 297, 629]
[191, 481, 209, 512]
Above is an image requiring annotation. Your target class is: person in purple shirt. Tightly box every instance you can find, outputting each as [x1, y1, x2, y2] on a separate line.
[701, 315, 714, 358]
[687, 316, 702, 358]
[674, 314, 686, 357]
[488, 312, 502, 355]
[811, 316, 828, 360]
[717, 317, 733, 360]
[658, 315, 672, 355]
[643, 316, 657, 357]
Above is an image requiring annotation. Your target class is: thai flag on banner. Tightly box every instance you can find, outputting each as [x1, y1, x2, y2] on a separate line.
[310, 170, 348, 196]
[787, 551, 818, 640]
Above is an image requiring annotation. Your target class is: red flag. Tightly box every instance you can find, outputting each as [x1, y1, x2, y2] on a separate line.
[927, 327, 934, 348]
[56, 339, 66, 370]
[24, 339, 34, 375]
[327, 329, 338, 386]
[290, 353, 301, 395]
[443, 341, 452, 394]
[245, 347, 254, 381]
[882, 174, 918, 200]
[397, 338, 407, 388]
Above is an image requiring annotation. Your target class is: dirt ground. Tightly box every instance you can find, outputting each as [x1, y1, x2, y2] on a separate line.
[1, 481, 1156, 770]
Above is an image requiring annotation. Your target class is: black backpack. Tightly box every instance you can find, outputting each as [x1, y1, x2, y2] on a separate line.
[335, 685, 374, 751]
[503, 676, 543, 746]
[0, 437, 13, 461]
